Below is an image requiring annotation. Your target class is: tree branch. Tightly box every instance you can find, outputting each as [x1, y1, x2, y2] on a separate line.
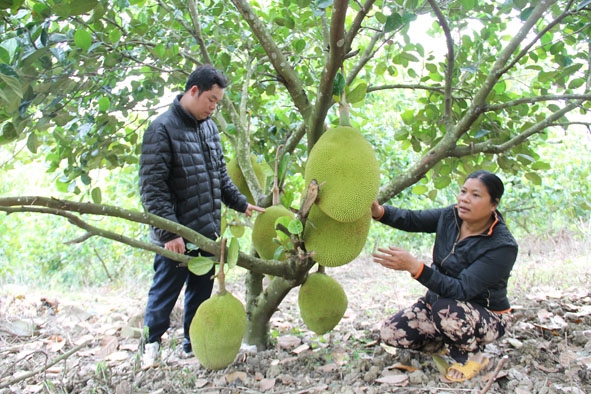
[229, 0, 312, 119]
[453, 101, 581, 156]
[427, 0, 454, 125]
[0, 197, 302, 279]
[308, 0, 350, 147]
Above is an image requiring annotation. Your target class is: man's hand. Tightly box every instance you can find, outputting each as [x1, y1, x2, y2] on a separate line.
[245, 203, 265, 217]
[164, 237, 186, 254]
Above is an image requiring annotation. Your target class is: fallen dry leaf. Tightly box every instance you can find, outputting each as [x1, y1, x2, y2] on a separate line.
[259, 378, 276, 391]
[389, 362, 419, 372]
[375, 374, 409, 386]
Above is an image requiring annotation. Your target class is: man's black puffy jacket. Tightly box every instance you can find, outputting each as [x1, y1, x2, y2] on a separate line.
[379, 204, 518, 311]
[139, 95, 248, 246]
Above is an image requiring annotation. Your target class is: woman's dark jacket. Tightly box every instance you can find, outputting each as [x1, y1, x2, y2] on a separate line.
[379, 204, 518, 311]
[139, 95, 248, 246]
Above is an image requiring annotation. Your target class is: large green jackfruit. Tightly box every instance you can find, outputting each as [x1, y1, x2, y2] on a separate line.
[227, 155, 267, 205]
[304, 126, 380, 223]
[189, 291, 246, 370]
[252, 205, 295, 260]
[303, 205, 371, 267]
[298, 272, 348, 335]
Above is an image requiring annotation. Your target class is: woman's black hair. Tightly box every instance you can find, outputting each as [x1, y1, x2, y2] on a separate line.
[184, 64, 229, 93]
[465, 170, 505, 205]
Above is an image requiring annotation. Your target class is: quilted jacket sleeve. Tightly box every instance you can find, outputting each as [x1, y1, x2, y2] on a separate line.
[139, 121, 179, 244]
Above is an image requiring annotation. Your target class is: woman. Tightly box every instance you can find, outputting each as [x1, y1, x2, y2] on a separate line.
[371, 170, 518, 382]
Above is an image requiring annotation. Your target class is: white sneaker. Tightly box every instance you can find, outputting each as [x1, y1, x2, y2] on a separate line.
[142, 342, 160, 369]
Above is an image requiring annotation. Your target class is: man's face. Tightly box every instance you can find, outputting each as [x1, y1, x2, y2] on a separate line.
[185, 84, 224, 120]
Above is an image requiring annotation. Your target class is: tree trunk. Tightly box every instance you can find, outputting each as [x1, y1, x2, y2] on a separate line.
[243, 261, 313, 349]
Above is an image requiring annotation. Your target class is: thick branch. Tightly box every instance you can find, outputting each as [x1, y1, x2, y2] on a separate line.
[344, 0, 377, 51]
[500, 0, 569, 74]
[308, 0, 350, 148]
[229, 0, 311, 118]
[450, 1, 556, 140]
[427, 0, 454, 125]
[186, 0, 212, 63]
[483, 94, 591, 112]
[452, 102, 581, 156]
[0, 197, 301, 279]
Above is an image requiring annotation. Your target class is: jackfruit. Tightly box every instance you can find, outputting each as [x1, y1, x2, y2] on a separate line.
[303, 204, 371, 267]
[189, 291, 246, 370]
[227, 155, 267, 205]
[252, 205, 295, 260]
[298, 272, 348, 335]
[304, 126, 380, 223]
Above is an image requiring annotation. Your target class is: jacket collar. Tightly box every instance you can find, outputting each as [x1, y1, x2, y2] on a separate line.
[452, 205, 501, 236]
[171, 94, 209, 127]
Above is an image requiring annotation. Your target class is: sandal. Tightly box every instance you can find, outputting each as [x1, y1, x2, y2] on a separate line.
[444, 356, 490, 382]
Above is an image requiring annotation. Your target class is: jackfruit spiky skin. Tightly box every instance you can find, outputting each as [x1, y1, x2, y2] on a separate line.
[298, 272, 348, 335]
[304, 126, 380, 223]
[303, 204, 371, 267]
[227, 155, 267, 205]
[189, 291, 246, 370]
[252, 205, 295, 260]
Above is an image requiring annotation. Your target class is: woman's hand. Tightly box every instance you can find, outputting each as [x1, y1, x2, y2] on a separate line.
[372, 246, 422, 276]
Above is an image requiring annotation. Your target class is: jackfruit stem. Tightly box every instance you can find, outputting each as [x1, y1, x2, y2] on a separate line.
[338, 66, 352, 127]
[317, 265, 325, 274]
[338, 100, 351, 127]
[272, 145, 283, 205]
[217, 237, 227, 295]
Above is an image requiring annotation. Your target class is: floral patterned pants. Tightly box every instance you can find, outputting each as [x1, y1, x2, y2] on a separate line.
[380, 297, 511, 363]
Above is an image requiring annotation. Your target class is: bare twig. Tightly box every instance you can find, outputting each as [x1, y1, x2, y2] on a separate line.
[0, 340, 90, 389]
[479, 355, 509, 394]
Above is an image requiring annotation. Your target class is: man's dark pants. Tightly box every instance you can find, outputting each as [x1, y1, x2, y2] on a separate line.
[144, 251, 214, 353]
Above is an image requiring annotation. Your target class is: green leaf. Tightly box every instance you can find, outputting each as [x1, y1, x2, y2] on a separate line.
[347, 82, 367, 104]
[91, 187, 102, 203]
[461, 0, 476, 10]
[568, 78, 585, 90]
[54, 0, 98, 17]
[188, 256, 215, 276]
[227, 238, 240, 268]
[411, 184, 428, 195]
[229, 225, 245, 237]
[0, 70, 22, 113]
[401, 109, 415, 125]
[275, 216, 292, 241]
[97, 96, 110, 112]
[384, 13, 403, 32]
[524, 172, 542, 185]
[332, 72, 345, 96]
[287, 218, 303, 235]
[0, 121, 17, 144]
[26, 132, 38, 153]
[434, 175, 451, 189]
[74, 29, 93, 51]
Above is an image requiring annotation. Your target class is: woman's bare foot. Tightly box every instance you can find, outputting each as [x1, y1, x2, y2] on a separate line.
[444, 352, 490, 382]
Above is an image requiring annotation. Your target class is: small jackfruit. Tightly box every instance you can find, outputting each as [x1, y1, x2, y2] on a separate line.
[189, 291, 247, 370]
[304, 126, 380, 223]
[227, 155, 267, 205]
[298, 272, 348, 335]
[303, 204, 371, 267]
[252, 205, 295, 260]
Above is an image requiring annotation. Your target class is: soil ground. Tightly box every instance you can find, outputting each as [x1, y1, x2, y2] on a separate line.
[1, 233, 590, 394]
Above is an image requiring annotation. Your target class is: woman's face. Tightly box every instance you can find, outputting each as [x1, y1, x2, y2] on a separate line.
[456, 178, 497, 223]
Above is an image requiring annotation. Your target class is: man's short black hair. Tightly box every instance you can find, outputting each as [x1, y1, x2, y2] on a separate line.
[184, 64, 229, 93]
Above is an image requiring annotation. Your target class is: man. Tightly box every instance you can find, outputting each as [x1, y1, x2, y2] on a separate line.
[139, 65, 264, 367]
